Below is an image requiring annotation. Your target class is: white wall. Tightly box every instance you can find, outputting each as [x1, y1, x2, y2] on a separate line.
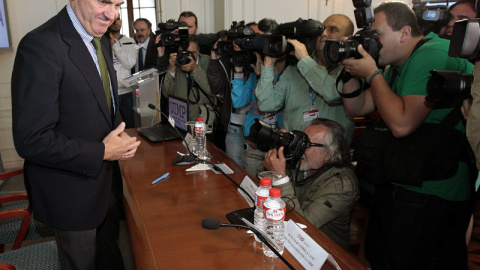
[0, 0, 68, 169]
[0, 0, 411, 169]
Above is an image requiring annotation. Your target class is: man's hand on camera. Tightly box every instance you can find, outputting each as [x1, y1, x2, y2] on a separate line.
[211, 39, 221, 60]
[264, 147, 287, 178]
[252, 52, 263, 76]
[287, 39, 308, 61]
[180, 56, 198, 73]
[342, 44, 378, 79]
[264, 56, 277, 67]
[168, 53, 177, 73]
[155, 34, 166, 57]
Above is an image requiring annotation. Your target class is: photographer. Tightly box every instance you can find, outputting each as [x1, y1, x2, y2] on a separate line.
[162, 35, 215, 122]
[467, 61, 480, 172]
[263, 118, 359, 251]
[442, 0, 478, 38]
[255, 15, 355, 138]
[207, 19, 277, 167]
[341, 2, 473, 268]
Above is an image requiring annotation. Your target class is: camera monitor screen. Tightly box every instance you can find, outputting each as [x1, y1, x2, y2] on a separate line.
[0, 0, 12, 52]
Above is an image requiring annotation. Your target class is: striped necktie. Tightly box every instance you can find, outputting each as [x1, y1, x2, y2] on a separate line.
[91, 37, 113, 116]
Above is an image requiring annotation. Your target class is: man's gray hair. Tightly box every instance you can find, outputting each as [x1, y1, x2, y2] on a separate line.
[310, 118, 351, 166]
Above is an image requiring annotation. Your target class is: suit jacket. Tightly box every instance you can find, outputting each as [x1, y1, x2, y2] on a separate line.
[132, 35, 157, 74]
[11, 7, 121, 231]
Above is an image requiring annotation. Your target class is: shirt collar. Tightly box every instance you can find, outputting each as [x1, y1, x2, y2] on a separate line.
[66, 4, 94, 43]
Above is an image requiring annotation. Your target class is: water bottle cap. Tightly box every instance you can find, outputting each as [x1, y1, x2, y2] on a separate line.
[259, 178, 271, 187]
[269, 188, 281, 197]
[197, 117, 204, 122]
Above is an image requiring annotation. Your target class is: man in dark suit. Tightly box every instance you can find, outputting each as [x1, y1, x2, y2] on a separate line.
[11, 0, 141, 269]
[132, 18, 157, 73]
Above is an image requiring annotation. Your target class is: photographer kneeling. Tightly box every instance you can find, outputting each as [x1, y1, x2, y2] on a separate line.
[263, 118, 359, 251]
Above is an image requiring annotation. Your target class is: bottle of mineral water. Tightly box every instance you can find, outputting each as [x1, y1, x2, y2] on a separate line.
[262, 188, 286, 257]
[253, 178, 271, 242]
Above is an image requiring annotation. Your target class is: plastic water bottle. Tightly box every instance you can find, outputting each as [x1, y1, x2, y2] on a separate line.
[135, 86, 140, 111]
[194, 117, 207, 159]
[254, 178, 271, 242]
[262, 188, 286, 257]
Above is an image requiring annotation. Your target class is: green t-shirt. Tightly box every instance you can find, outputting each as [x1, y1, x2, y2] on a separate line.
[383, 32, 474, 201]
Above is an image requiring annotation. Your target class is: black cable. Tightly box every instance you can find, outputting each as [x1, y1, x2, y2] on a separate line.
[201, 159, 255, 205]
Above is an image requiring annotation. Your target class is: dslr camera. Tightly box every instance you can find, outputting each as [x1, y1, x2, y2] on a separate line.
[412, 0, 452, 35]
[323, 0, 382, 65]
[245, 119, 310, 167]
[175, 51, 195, 66]
[425, 70, 473, 108]
[156, 19, 189, 48]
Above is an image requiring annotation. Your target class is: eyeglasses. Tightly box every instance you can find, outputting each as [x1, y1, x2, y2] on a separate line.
[307, 142, 325, 149]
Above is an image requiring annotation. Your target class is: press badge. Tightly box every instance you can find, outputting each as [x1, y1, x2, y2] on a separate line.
[303, 110, 319, 121]
[261, 113, 277, 126]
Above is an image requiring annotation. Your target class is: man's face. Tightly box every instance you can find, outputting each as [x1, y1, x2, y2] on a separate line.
[185, 41, 199, 60]
[372, 11, 403, 67]
[134, 20, 151, 43]
[108, 17, 122, 32]
[179, 16, 198, 35]
[71, 0, 123, 37]
[318, 15, 352, 52]
[445, 3, 477, 36]
[249, 24, 264, 34]
[299, 125, 329, 171]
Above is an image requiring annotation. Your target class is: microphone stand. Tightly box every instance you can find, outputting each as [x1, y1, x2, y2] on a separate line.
[202, 218, 295, 270]
[241, 218, 295, 270]
[147, 103, 198, 165]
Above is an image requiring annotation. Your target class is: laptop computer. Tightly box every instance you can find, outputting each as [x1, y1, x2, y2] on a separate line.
[138, 124, 183, 143]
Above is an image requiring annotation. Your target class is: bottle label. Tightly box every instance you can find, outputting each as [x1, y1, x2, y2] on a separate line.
[264, 206, 286, 221]
[255, 195, 268, 208]
[195, 125, 206, 135]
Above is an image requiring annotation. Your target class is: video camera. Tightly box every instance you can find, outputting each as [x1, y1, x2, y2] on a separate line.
[323, 0, 382, 65]
[228, 18, 324, 67]
[413, 0, 453, 35]
[156, 20, 193, 66]
[156, 19, 189, 48]
[216, 21, 256, 55]
[245, 119, 310, 167]
[240, 18, 324, 57]
[425, 70, 472, 108]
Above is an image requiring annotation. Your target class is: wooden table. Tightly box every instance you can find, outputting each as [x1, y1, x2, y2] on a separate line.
[120, 129, 366, 269]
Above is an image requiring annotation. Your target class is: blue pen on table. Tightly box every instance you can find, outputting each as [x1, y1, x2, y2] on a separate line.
[151, 173, 169, 184]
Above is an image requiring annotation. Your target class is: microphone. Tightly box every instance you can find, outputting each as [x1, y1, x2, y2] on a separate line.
[201, 218, 295, 270]
[147, 103, 198, 165]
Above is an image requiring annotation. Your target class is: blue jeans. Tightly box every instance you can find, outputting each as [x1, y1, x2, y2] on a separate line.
[365, 184, 472, 270]
[118, 92, 135, 128]
[225, 124, 245, 167]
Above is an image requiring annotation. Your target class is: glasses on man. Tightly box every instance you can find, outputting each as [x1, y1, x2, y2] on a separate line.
[306, 142, 325, 149]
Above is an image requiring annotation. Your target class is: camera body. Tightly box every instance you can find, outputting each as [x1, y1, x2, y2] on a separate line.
[323, 0, 382, 65]
[175, 51, 195, 66]
[156, 20, 189, 48]
[245, 119, 310, 167]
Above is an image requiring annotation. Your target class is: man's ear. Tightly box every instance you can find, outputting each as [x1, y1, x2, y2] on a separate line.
[399, 25, 412, 43]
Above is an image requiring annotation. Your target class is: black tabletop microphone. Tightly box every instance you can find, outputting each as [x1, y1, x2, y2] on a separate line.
[147, 103, 197, 165]
[201, 218, 296, 270]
